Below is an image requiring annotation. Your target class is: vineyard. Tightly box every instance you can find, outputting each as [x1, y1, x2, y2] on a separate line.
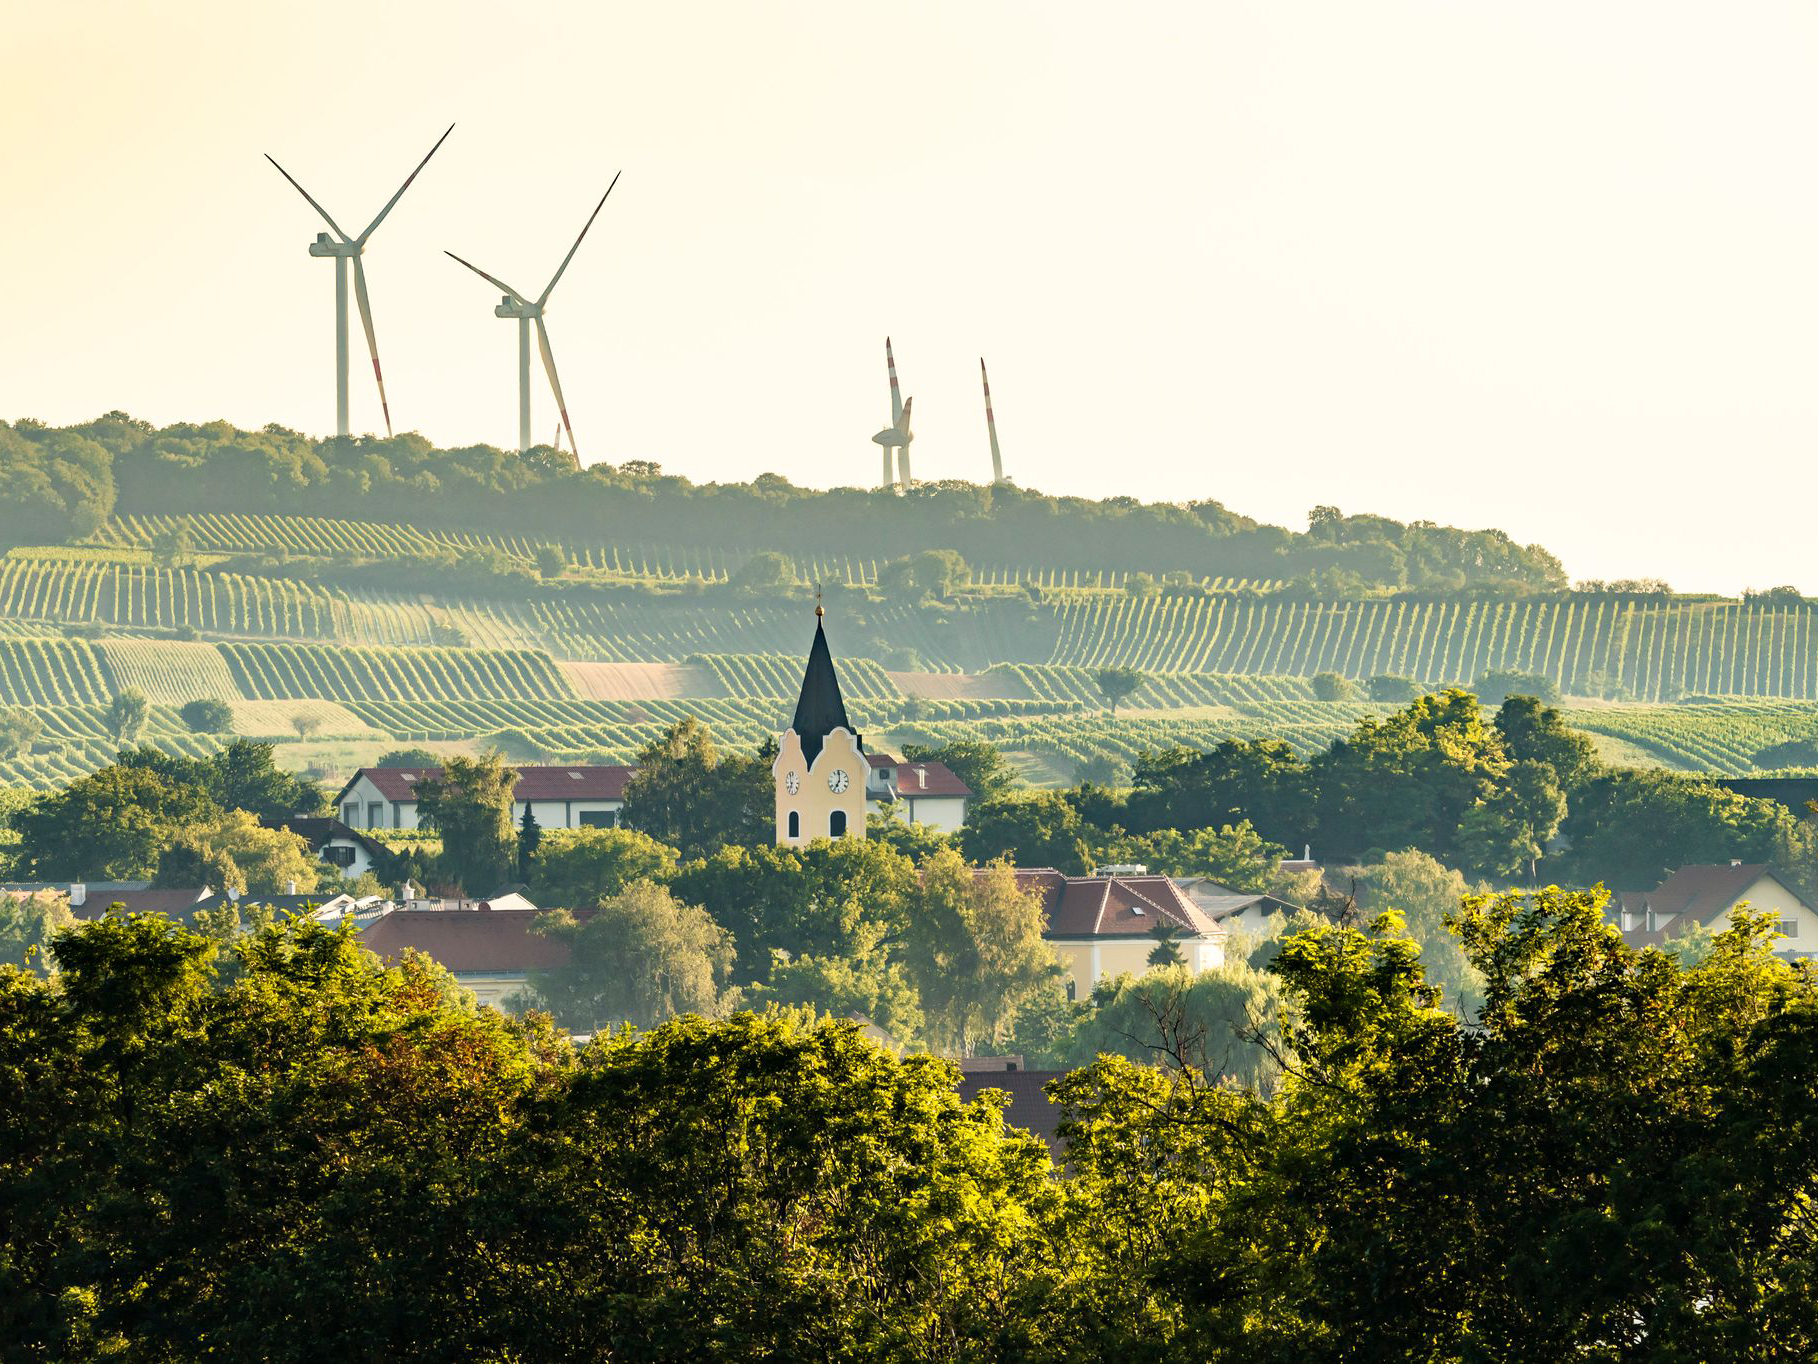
[218, 644, 576, 702]
[1043, 595, 1818, 700]
[981, 664, 1317, 709]
[687, 653, 904, 702]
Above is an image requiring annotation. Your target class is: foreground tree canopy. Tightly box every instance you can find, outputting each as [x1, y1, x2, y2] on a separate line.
[4, 891, 1817, 1361]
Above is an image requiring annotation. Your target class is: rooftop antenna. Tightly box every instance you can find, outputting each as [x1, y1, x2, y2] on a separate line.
[265, 124, 455, 438]
[447, 170, 621, 456]
[981, 357, 1004, 484]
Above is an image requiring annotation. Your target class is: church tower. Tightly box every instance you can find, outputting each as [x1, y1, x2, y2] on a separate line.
[774, 605, 866, 845]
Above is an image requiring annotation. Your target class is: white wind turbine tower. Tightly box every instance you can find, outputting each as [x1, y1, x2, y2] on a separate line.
[265, 124, 454, 439]
[871, 337, 915, 489]
[445, 173, 621, 456]
[980, 357, 1006, 484]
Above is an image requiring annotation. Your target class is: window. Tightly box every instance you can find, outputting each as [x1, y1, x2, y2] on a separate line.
[787, 811, 800, 839]
[343, 803, 359, 827]
[1779, 919, 1800, 939]
[877, 768, 893, 782]
[830, 810, 847, 837]
[1065, 979, 1077, 1002]
[323, 846, 356, 868]
[368, 802, 384, 828]
[578, 809, 619, 828]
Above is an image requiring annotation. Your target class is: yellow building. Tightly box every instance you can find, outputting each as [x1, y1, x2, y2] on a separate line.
[1005, 867, 1228, 1000]
[773, 606, 868, 846]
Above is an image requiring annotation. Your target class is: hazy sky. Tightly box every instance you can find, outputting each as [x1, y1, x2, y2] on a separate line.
[6, 2, 1816, 593]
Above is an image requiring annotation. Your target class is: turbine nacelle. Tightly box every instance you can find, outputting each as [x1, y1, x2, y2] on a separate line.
[307, 235, 359, 258]
[494, 295, 541, 319]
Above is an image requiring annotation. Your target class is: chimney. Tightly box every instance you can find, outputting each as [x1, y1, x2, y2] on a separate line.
[914, 764, 927, 789]
[69, 882, 86, 907]
[1304, 844, 1312, 861]
[285, 880, 298, 895]
[1731, 859, 1742, 867]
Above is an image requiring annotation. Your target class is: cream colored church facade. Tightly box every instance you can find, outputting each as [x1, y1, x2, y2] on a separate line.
[773, 607, 869, 846]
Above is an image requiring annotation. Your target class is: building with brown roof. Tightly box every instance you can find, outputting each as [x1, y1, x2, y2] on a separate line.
[358, 906, 589, 1009]
[1004, 867, 1227, 999]
[1607, 863, 1818, 957]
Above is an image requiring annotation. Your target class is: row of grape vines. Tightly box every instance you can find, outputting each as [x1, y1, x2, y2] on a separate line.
[218, 644, 576, 702]
[981, 664, 1318, 708]
[1046, 596, 1818, 699]
[686, 652, 903, 701]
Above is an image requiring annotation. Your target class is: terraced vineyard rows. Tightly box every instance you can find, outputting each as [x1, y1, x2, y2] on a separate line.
[219, 644, 576, 702]
[687, 653, 903, 702]
[1561, 702, 1818, 773]
[94, 640, 241, 704]
[1047, 596, 1818, 699]
[0, 640, 115, 706]
[982, 664, 1318, 708]
[0, 704, 227, 788]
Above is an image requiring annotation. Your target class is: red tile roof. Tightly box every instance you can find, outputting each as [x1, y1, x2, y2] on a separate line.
[342, 765, 635, 805]
[1005, 869, 1222, 939]
[359, 908, 587, 974]
[866, 754, 972, 798]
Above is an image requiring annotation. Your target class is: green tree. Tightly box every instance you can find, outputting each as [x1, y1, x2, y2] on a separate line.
[0, 890, 75, 975]
[1068, 959, 1286, 1089]
[746, 922, 925, 1046]
[879, 548, 969, 602]
[620, 719, 771, 858]
[376, 746, 440, 768]
[527, 825, 679, 909]
[527, 881, 736, 1031]
[152, 810, 320, 896]
[1347, 847, 1486, 1016]
[13, 765, 220, 880]
[149, 516, 194, 567]
[1123, 739, 1313, 848]
[726, 549, 794, 595]
[1147, 921, 1186, 968]
[960, 792, 1092, 874]
[412, 752, 517, 894]
[1093, 666, 1147, 715]
[1474, 667, 1560, 705]
[102, 688, 149, 747]
[899, 737, 1017, 802]
[1311, 671, 1355, 701]
[901, 849, 1058, 1054]
[0, 707, 43, 760]
[668, 836, 917, 980]
[516, 803, 542, 882]
[177, 698, 234, 735]
[534, 544, 566, 579]
[1493, 692, 1596, 790]
[119, 740, 323, 821]
[1089, 820, 1286, 892]
[1456, 759, 1567, 882]
[1366, 673, 1420, 702]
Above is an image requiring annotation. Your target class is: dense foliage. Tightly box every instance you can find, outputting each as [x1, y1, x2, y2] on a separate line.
[5, 893, 1817, 1359]
[7, 415, 1565, 591]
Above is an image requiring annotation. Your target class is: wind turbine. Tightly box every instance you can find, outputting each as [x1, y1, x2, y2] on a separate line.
[980, 358, 1005, 484]
[871, 337, 914, 489]
[446, 173, 621, 456]
[265, 124, 454, 439]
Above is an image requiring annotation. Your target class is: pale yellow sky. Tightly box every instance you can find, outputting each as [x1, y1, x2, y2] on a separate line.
[5, 1, 1816, 593]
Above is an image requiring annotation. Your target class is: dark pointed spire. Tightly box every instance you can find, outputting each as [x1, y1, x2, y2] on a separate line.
[791, 607, 857, 767]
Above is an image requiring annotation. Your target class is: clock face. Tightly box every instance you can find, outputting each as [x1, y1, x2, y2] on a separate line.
[784, 771, 800, 795]
[827, 769, 850, 794]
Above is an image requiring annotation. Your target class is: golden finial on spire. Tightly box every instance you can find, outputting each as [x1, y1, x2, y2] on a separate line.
[815, 582, 824, 618]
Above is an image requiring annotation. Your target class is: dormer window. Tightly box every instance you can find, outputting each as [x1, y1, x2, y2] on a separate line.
[877, 768, 893, 782]
[1130, 906, 1146, 917]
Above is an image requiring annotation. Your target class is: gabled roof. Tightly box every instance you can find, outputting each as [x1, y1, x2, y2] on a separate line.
[64, 887, 215, 922]
[1608, 863, 1810, 948]
[789, 614, 857, 767]
[1006, 868, 1223, 940]
[360, 907, 584, 974]
[261, 816, 389, 861]
[338, 765, 635, 806]
[957, 1069, 1068, 1149]
[866, 753, 972, 798]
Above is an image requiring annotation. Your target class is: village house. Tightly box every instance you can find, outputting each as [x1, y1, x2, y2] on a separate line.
[358, 906, 584, 1009]
[1608, 862, 1818, 958]
[1175, 876, 1307, 938]
[1007, 866, 1227, 999]
[261, 816, 390, 881]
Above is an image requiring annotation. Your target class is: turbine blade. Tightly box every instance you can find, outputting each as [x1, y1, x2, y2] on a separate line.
[886, 336, 902, 425]
[535, 316, 577, 457]
[539, 170, 621, 306]
[264, 154, 351, 241]
[444, 250, 529, 304]
[358, 122, 455, 243]
[899, 395, 914, 439]
[982, 358, 1002, 482]
[351, 256, 392, 438]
